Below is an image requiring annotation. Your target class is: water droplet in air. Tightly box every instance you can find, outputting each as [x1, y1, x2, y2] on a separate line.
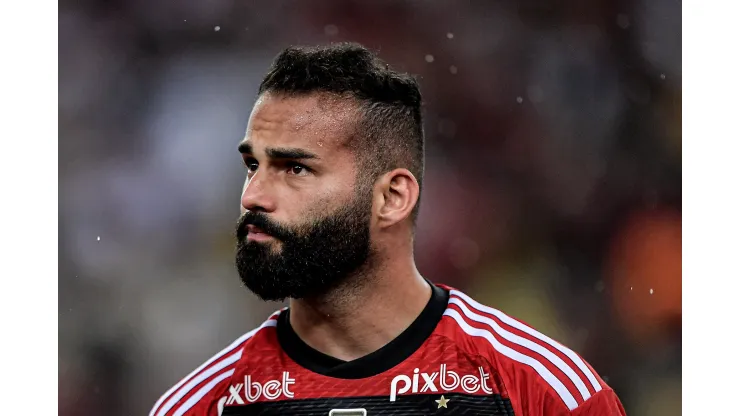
[630, 286, 633, 291]
[660, 74, 666, 80]
[447, 32, 454, 39]
[324, 24, 338, 36]
[449, 65, 458, 74]
[516, 96, 523, 104]
[650, 288, 654, 294]
[425, 54, 435, 63]
[214, 26, 221, 32]
[97, 236, 101, 241]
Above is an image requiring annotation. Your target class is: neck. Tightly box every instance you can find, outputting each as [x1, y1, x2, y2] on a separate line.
[288, 255, 431, 362]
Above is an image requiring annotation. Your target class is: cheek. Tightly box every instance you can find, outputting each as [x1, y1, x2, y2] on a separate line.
[300, 189, 350, 220]
[305, 193, 336, 215]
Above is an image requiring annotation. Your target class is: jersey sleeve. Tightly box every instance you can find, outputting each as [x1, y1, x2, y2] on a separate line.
[147, 339, 247, 416]
[533, 379, 627, 416]
[569, 388, 627, 416]
[528, 385, 626, 416]
[148, 313, 281, 416]
[149, 367, 233, 416]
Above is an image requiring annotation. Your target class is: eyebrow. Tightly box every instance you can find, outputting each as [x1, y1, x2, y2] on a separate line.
[238, 142, 320, 160]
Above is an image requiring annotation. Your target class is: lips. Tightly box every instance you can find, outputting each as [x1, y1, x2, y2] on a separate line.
[236, 212, 282, 241]
[247, 224, 269, 235]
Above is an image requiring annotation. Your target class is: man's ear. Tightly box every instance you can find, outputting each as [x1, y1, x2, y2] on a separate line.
[372, 168, 420, 229]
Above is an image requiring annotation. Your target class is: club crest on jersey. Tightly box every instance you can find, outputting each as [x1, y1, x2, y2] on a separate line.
[224, 372, 295, 405]
[389, 365, 493, 402]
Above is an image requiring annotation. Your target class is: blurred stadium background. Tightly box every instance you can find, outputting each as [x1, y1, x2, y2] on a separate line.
[58, 0, 681, 414]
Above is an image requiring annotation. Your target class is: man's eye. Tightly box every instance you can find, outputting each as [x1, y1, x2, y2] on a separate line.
[287, 163, 310, 176]
[244, 159, 258, 172]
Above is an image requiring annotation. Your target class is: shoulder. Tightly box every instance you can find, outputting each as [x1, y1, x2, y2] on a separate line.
[148, 310, 283, 416]
[437, 286, 621, 414]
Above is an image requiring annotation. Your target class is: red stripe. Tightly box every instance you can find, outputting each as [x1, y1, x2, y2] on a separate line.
[446, 301, 586, 406]
[581, 358, 608, 391]
[477, 307, 595, 396]
[448, 292, 596, 394]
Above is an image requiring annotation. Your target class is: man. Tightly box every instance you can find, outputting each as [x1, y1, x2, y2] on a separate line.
[150, 43, 626, 416]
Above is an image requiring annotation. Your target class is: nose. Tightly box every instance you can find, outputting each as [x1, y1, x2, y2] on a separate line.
[240, 174, 276, 213]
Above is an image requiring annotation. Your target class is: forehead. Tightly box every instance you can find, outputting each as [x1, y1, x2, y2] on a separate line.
[242, 93, 358, 153]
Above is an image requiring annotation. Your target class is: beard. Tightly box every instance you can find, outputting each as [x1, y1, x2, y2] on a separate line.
[234, 193, 373, 302]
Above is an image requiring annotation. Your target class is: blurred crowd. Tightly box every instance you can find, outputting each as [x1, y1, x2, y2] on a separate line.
[59, 0, 681, 415]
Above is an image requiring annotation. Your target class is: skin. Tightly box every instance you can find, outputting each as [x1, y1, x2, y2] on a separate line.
[238, 92, 431, 361]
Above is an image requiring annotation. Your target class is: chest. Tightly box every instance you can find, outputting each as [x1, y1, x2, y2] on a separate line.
[219, 356, 514, 415]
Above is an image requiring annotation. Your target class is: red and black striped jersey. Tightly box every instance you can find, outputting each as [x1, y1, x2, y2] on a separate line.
[149, 283, 626, 416]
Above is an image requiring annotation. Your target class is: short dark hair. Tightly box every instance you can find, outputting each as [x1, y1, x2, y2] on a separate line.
[258, 42, 425, 222]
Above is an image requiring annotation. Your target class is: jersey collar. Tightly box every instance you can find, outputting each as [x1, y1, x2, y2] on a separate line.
[276, 281, 450, 379]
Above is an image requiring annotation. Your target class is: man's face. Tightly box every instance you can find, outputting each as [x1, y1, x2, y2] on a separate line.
[235, 93, 374, 301]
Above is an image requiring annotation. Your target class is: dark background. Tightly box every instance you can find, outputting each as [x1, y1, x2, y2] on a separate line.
[58, 0, 681, 414]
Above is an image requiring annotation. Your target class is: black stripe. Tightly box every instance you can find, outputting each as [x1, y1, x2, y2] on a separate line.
[222, 392, 515, 415]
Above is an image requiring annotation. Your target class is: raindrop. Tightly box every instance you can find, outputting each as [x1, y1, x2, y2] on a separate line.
[446, 32, 454, 39]
[214, 26, 221, 32]
[630, 286, 633, 291]
[97, 236, 101, 241]
[324, 24, 338, 36]
[649, 288, 654, 294]
[449, 65, 458, 75]
[660, 73, 666, 80]
[516, 96, 523, 104]
[425, 54, 435, 63]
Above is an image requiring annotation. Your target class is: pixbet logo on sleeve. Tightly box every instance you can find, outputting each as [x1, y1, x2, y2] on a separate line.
[389, 364, 493, 401]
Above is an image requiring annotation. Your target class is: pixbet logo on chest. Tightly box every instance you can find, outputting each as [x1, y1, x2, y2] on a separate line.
[225, 372, 295, 405]
[389, 364, 493, 401]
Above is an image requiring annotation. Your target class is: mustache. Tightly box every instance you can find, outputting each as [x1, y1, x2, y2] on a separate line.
[236, 211, 289, 241]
